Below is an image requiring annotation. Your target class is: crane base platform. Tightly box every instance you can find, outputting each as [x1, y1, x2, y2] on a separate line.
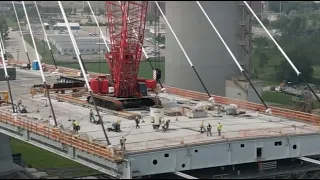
[87, 95, 161, 111]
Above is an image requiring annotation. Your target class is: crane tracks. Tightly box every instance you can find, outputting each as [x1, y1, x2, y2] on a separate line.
[51, 94, 141, 120]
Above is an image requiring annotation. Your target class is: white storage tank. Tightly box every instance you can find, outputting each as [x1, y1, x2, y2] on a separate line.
[108, 87, 114, 94]
[150, 105, 164, 129]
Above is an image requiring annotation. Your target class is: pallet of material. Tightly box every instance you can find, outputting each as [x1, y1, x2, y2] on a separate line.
[70, 92, 83, 98]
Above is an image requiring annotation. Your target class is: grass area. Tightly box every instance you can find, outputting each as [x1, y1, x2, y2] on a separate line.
[11, 138, 99, 176]
[262, 91, 294, 105]
[6, 18, 18, 29]
[10, 138, 79, 168]
[262, 80, 279, 86]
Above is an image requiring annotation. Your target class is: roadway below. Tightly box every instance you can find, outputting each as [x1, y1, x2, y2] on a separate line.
[5, 27, 41, 64]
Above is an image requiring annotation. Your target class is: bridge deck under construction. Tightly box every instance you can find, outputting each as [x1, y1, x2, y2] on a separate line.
[0, 68, 318, 152]
[1, 66, 320, 178]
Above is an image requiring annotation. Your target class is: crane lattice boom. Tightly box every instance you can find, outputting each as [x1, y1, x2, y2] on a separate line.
[106, 1, 148, 98]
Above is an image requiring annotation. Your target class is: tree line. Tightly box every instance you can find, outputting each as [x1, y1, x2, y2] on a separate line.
[252, 1, 320, 84]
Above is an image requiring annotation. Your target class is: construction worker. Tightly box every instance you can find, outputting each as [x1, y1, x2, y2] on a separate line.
[165, 119, 171, 130]
[207, 123, 212, 136]
[200, 120, 205, 133]
[162, 123, 166, 133]
[217, 122, 222, 136]
[17, 99, 22, 106]
[72, 120, 80, 134]
[89, 110, 95, 123]
[135, 116, 140, 129]
[120, 136, 126, 151]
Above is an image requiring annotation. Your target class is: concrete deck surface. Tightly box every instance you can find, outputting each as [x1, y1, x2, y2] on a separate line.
[0, 69, 318, 152]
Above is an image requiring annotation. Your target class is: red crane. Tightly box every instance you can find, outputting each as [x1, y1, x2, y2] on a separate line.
[87, 1, 158, 110]
[106, 1, 148, 98]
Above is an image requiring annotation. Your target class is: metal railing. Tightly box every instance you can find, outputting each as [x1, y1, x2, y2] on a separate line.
[0, 110, 122, 162]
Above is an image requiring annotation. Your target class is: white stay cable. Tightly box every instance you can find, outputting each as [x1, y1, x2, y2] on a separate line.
[58, 1, 91, 91]
[0, 40, 8, 78]
[0, 35, 5, 55]
[243, 1, 300, 75]
[196, 1, 270, 113]
[117, 1, 149, 59]
[87, 1, 110, 52]
[196, 2, 243, 72]
[154, 2, 193, 67]
[22, 1, 46, 82]
[12, 1, 28, 54]
[34, 1, 52, 50]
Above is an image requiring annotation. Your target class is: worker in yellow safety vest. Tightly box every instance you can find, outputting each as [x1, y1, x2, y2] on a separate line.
[217, 122, 222, 136]
[73, 120, 80, 133]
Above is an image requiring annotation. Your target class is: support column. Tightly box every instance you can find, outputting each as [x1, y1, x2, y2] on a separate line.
[0, 133, 13, 162]
[22, 129, 30, 141]
[122, 160, 132, 179]
[68, 146, 76, 159]
[239, 1, 252, 77]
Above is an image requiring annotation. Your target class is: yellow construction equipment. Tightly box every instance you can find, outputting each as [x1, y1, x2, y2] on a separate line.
[0, 91, 9, 104]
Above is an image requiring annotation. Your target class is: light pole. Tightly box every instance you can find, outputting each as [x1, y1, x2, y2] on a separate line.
[280, 1, 282, 14]
[16, 48, 20, 61]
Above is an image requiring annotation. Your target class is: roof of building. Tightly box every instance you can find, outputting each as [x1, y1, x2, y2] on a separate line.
[53, 23, 80, 27]
[57, 43, 106, 49]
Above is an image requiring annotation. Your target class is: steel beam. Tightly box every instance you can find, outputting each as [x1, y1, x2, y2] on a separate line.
[299, 157, 320, 165]
[173, 171, 198, 179]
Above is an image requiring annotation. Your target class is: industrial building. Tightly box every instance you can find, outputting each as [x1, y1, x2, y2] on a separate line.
[52, 22, 80, 30]
[53, 37, 108, 55]
[56, 42, 107, 55]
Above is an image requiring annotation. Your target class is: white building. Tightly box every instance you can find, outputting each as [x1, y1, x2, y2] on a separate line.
[52, 23, 80, 30]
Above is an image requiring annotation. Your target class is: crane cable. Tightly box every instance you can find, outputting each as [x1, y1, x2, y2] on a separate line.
[0, 35, 15, 113]
[87, 1, 110, 52]
[117, 1, 164, 88]
[243, 1, 320, 104]
[58, 1, 111, 145]
[154, 1, 214, 103]
[22, 1, 58, 127]
[11, 1, 31, 68]
[34, 1, 59, 70]
[196, 1, 270, 113]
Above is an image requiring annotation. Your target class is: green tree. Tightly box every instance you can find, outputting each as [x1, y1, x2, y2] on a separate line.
[0, 16, 9, 40]
[269, 1, 281, 13]
[258, 52, 268, 68]
[261, 18, 270, 27]
[274, 50, 313, 84]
